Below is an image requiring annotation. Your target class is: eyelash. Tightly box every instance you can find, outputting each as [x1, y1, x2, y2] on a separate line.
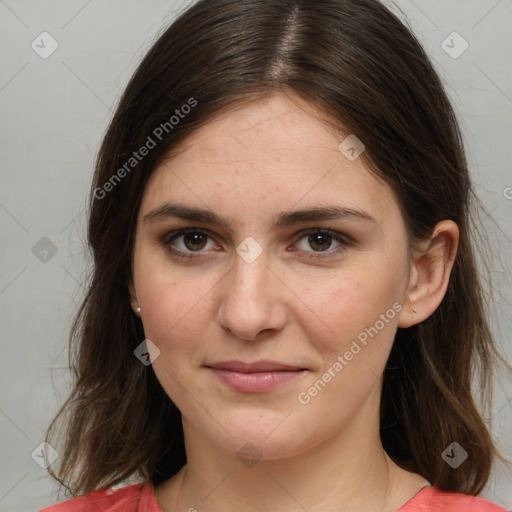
[161, 227, 353, 260]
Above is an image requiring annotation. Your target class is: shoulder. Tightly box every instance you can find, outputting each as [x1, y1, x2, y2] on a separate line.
[38, 482, 162, 512]
[399, 486, 508, 511]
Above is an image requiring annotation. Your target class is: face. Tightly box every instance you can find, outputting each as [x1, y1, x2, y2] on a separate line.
[131, 93, 414, 460]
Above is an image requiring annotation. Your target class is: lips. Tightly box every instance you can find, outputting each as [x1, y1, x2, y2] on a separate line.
[208, 360, 305, 372]
[206, 360, 307, 392]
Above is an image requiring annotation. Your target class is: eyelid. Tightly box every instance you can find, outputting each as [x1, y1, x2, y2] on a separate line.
[294, 227, 353, 244]
[162, 226, 213, 244]
[290, 227, 353, 257]
[162, 227, 221, 259]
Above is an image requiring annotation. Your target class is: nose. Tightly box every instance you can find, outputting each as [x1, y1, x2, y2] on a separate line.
[216, 249, 288, 341]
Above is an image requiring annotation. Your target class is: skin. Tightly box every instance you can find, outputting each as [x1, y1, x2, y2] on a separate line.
[130, 93, 459, 512]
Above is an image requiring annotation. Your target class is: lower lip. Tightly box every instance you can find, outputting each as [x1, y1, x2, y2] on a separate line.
[209, 368, 306, 392]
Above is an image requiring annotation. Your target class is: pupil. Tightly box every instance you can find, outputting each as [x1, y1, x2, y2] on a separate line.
[309, 233, 331, 251]
[185, 233, 206, 250]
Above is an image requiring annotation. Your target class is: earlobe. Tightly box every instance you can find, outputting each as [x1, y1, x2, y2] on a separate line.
[398, 220, 459, 328]
[129, 281, 142, 317]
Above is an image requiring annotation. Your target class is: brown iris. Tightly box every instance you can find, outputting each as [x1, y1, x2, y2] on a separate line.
[308, 232, 332, 251]
[184, 232, 208, 251]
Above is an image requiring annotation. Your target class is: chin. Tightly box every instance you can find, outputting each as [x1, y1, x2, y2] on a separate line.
[196, 411, 330, 463]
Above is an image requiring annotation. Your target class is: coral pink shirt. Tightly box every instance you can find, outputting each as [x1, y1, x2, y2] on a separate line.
[38, 483, 508, 512]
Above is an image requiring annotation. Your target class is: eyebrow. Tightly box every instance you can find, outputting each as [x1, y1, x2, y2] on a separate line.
[142, 202, 377, 229]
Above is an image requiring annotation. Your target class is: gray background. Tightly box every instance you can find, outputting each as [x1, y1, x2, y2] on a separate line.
[0, 1, 511, 511]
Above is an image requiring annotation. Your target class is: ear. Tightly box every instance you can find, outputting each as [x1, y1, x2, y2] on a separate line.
[398, 220, 459, 328]
[129, 280, 142, 317]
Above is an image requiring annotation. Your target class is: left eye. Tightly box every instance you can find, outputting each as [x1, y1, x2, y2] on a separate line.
[295, 229, 346, 253]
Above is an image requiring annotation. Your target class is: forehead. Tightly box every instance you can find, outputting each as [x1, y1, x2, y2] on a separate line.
[141, 94, 400, 223]
[161, 94, 345, 170]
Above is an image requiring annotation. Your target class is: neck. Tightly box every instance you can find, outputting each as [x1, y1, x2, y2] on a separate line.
[156, 386, 429, 512]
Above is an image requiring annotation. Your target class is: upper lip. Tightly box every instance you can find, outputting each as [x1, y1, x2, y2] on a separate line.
[207, 360, 306, 373]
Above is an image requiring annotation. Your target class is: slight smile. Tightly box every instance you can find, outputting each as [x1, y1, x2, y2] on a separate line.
[206, 360, 309, 393]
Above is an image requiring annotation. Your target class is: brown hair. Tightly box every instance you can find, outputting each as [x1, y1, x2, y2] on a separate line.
[45, 0, 508, 497]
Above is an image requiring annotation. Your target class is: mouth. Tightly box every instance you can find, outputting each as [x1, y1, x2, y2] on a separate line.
[205, 360, 308, 393]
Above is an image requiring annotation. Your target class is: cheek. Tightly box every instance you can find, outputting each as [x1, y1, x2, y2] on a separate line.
[137, 267, 217, 349]
[132, 237, 213, 347]
[297, 264, 403, 355]
[292, 272, 401, 428]
[290, 266, 405, 418]
[136, 268, 218, 413]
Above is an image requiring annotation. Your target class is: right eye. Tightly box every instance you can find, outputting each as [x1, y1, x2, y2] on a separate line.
[163, 228, 220, 258]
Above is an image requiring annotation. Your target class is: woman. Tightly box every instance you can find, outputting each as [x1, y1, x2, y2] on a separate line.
[39, 0, 510, 510]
